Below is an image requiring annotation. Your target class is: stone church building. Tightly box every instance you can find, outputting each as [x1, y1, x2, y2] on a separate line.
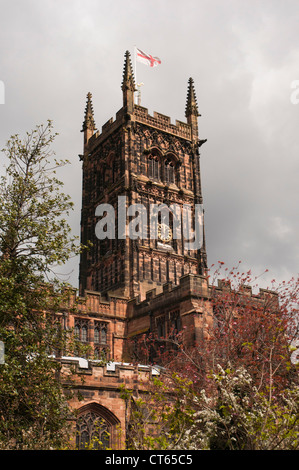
[59, 51, 275, 449]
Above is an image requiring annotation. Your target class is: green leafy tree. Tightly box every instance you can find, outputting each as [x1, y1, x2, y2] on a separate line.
[120, 374, 196, 450]
[0, 121, 83, 449]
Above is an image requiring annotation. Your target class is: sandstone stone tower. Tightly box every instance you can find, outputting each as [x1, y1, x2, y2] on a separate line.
[79, 51, 208, 301]
[63, 52, 280, 450]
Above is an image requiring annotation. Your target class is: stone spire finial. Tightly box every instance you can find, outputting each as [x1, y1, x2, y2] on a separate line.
[185, 77, 200, 118]
[82, 92, 96, 132]
[121, 51, 136, 114]
[121, 50, 136, 92]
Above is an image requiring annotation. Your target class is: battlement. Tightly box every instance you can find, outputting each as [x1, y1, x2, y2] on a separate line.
[84, 106, 123, 151]
[86, 103, 193, 152]
[61, 287, 128, 320]
[134, 105, 192, 139]
[213, 278, 278, 301]
[62, 274, 278, 325]
[128, 274, 278, 314]
[59, 357, 160, 377]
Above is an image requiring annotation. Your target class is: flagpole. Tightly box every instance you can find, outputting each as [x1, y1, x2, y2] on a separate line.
[134, 45, 137, 104]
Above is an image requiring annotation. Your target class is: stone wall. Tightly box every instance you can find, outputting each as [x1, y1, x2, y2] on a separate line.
[60, 358, 161, 449]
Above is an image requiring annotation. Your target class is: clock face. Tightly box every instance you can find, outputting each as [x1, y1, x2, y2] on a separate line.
[158, 223, 172, 243]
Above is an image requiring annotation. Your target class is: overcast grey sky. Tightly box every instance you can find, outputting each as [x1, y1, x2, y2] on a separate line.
[0, 0, 298, 291]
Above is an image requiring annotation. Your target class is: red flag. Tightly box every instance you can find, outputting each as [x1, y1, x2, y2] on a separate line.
[136, 48, 161, 68]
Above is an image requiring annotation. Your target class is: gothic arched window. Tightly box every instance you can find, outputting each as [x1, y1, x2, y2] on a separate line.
[74, 319, 89, 343]
[148, 155, 160, 180]
[147, 149, 161, 181]
[101, 327, 107, 344]
[76, 403, 120, 450]
[76, 410, 110, 450]
[94, 326, 100, 344]
[94, 322, 108, 345]
[94, 347, 107, 361]
[74, 324, 80, 339]
[164, 159, 175, 184]
[81, 325, 88, 342]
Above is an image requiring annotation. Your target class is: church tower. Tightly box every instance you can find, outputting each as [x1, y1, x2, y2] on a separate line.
[79, 51, 207, 300]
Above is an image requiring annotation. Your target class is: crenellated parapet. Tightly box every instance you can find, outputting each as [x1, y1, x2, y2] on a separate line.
[133, 106, 192, 140]
[125, 273, 279, 344]
[60, 288, 128, 319]
[59, 357, 160, 380]
[212, 278, 279, 304]
[128, 273, 278, 310]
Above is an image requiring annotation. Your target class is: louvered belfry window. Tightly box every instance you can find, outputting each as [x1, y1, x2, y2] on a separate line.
[148, 155, 160, 180]
[164, 159, 175, 184]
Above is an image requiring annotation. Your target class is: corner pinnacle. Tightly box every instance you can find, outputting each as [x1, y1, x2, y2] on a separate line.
[121, 50, 136, 92]
[82, 92, 96, 132]
[185, 77, 200, 118]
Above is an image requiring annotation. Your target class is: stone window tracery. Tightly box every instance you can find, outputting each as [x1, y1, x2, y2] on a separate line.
[75, 403, 120, 450]
[74, 319, 89, 343]
[156, 315, 167, 338]
[94, 322, 108, 345]
[164, 159, 175, 184]
[169, 310, 181, 338]
[76, 410, 110, 450]
[148, 154, 160, 180]
[94, 347, 107, 361]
